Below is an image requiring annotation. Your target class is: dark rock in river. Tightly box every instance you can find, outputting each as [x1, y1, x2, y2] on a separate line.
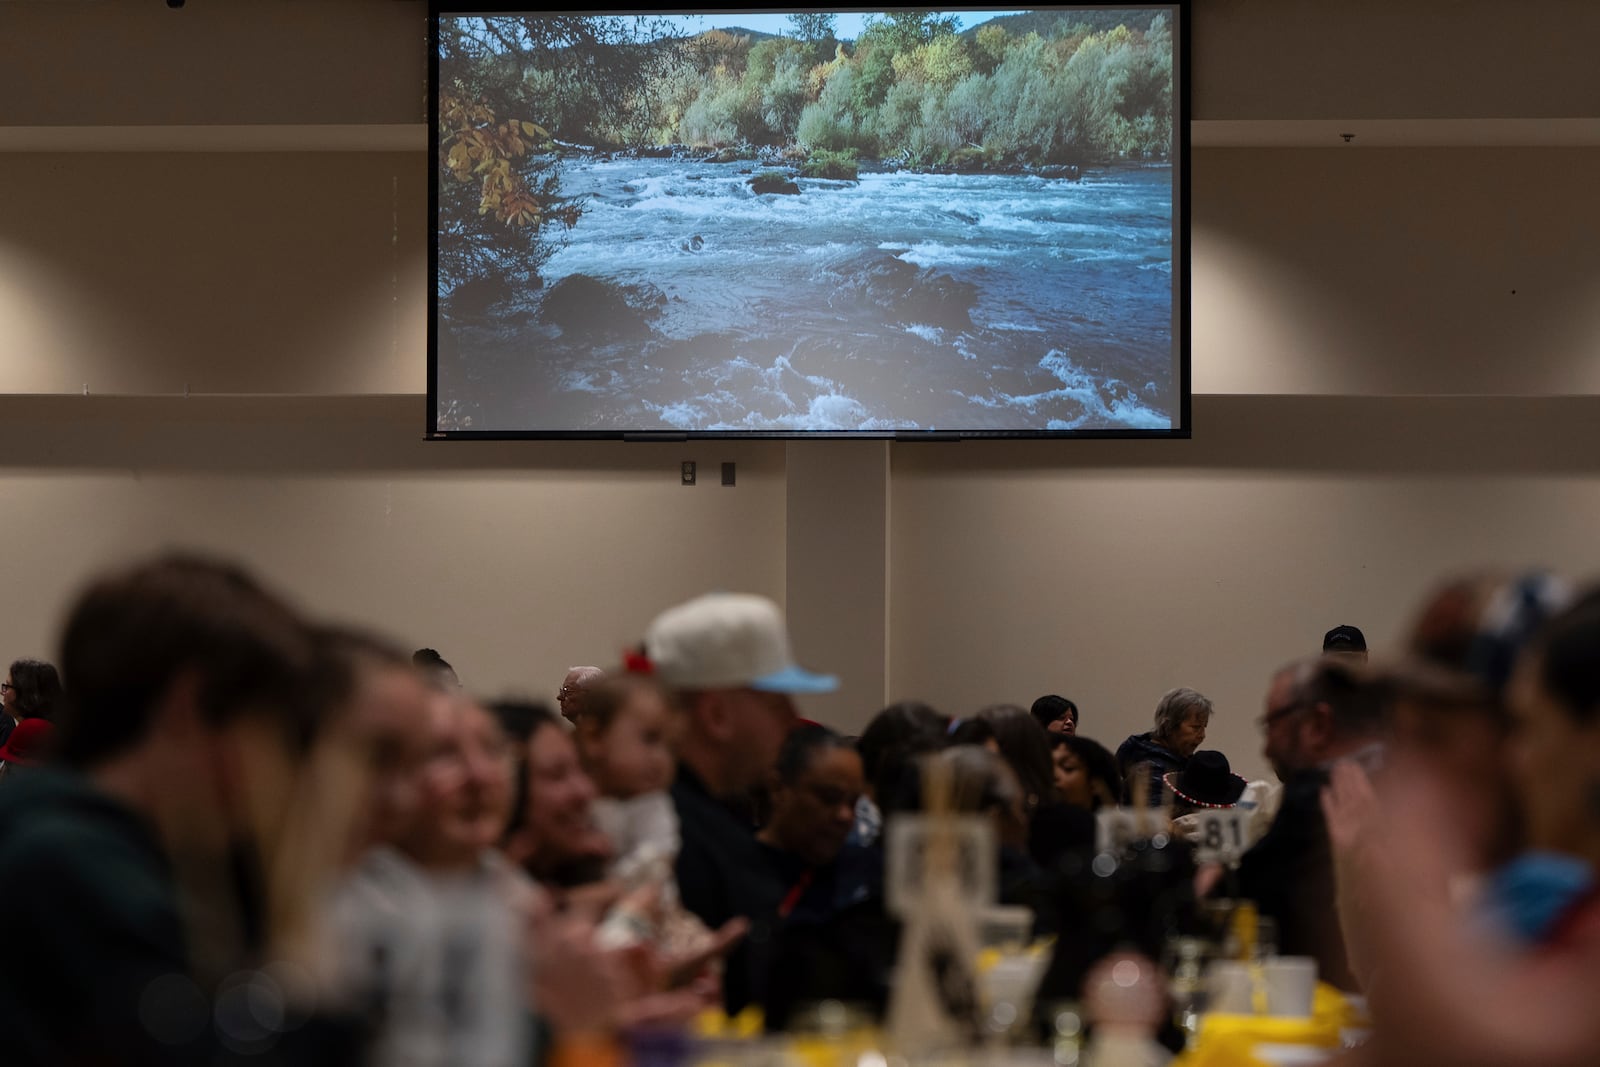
[749, 173, 801, 195]
[830, 254, 977, 331]
[445, 272, 516, 315]
[537, 274, 664, 339]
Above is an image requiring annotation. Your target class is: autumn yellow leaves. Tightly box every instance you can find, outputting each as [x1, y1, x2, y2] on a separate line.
[441, 92, 564, 229]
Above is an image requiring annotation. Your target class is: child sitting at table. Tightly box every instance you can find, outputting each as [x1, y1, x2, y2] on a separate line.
[574, 672, 686, 945]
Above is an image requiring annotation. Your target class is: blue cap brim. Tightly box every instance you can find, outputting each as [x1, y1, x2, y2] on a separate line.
[750, 665, 838, 694]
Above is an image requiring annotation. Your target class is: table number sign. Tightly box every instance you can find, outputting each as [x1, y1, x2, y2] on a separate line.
[1191, 808, 1250, 866]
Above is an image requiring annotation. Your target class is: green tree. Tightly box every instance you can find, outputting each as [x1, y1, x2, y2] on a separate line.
[786, 12, 836, 44]
[972, 23, 1009, 75]
[860, 9, 961, 52]
[985, 33, 1081, 164]
[891, 34, 973, 91]
[679, 66, 761, 146]
[761, 49, 810, 139]
[687, 29, 752, 74]
[797, 66, 873, 154]
[850, 42, 897, 114]
[870, 80, 927, 160]
[944, 72, 996, 149]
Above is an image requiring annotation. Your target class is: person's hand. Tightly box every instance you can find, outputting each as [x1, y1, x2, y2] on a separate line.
[530, 910, 630, 1033]
[659, 916, 748, 989]
[1321, 759, 1382, 859]
[529, 899, 746, 1034]
[1193, 860, 1226, 900]
[1327, 758, 1472, 895]
[558, 879, 626, 924]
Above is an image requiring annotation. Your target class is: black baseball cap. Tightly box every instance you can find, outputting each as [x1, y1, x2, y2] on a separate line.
[1322, 624, 1367, 653]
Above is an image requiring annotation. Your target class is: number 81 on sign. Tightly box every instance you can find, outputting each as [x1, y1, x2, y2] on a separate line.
[1192, 808, 1249, 864]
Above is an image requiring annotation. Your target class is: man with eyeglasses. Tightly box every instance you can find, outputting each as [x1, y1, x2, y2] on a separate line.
[1230, 655, 1387, 991]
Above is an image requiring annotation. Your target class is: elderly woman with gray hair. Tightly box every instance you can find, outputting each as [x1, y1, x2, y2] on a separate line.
[1115, 687, 1214, 806]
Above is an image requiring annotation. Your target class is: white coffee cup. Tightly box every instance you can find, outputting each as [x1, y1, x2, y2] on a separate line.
[1261, 956, 1318, 1018]
[1206, 960, 1255, 1014]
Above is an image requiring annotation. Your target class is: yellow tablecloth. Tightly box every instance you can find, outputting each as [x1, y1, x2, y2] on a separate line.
[1173, 982, 1366, 1067]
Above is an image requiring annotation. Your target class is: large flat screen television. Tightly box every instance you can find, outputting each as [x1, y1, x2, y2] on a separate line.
[430, 4, 1189, 438]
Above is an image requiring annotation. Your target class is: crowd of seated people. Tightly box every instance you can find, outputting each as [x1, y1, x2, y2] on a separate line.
[0, 552, 1596, 1067]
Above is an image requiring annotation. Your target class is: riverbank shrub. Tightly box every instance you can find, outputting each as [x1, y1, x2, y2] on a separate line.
[800, 148, 858, 180]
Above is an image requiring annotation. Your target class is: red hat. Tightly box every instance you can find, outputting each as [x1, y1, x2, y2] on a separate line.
[0, 718, 55, 766]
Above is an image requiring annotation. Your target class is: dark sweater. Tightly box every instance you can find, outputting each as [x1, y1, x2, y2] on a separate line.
[0, 767, 365, 1067]
[0, 767, 200, 1066]
[1234, 768, 1357, 991]
[672, 763, 787, 1016]
[1115, 732, 1187, 806]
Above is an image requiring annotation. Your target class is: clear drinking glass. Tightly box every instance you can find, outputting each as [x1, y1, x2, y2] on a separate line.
[1163, 936, 1211, 1046]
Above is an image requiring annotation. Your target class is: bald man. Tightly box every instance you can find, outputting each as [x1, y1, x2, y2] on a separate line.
[557, 665, 605, 724]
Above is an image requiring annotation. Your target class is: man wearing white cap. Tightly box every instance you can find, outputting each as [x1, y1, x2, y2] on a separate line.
[644, 592, 837, 1015]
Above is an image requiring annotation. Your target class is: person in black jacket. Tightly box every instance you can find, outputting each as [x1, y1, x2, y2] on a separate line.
[1116, 687, 1214, 806]
[1233, 655, 1385, 990]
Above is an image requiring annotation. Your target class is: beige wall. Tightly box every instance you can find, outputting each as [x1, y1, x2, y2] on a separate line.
[1194, 147, 1600, 396]
[2, 0, 1598, 769]
[0, 153, 427, 396]
[785, 441, 891, 725]
[0, 396, 788, 702]
[890, 395, 1600, 778]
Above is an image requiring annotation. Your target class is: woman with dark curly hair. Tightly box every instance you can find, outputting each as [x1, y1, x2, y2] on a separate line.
[0, 658, 63, 748]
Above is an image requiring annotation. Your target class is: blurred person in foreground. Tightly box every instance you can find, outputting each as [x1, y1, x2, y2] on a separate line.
[851, 699, 948, 848]
[326, 655, 732, 1065]
[1324, 586, 1600, 1067]
[1049, 732, 1122, 812]
[1365, 572, 1575, 949]
[501, 700, 611, 888]
[495, 698, 743, 1029]
[325, 640, 538, 1067]
[0, 553, 357, 1066]
[644, 591, 836, 1015]
[1304, 572, 1571, 998]
[976, 702, 1097, 871]
[412, 647, 461, 690]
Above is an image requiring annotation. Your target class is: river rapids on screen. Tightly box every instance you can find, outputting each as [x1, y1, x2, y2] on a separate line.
[438, 158, 1176, 433]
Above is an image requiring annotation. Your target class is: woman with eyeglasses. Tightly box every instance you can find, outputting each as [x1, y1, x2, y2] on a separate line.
[0, 658, 63, 750]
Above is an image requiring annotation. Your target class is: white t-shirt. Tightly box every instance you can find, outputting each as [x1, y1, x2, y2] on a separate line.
[327, 847, 531, 1067]
[591, 791, 680, 889]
